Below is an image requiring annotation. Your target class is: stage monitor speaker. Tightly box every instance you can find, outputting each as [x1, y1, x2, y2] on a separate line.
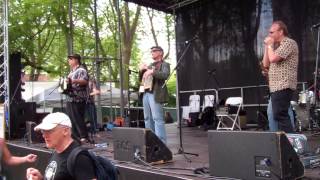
[208, 131, 304, 180]
[113, 127, 172, 163]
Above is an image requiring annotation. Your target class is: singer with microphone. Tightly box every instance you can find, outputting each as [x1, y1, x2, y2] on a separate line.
[139, 46, 170, 144]
[262, 20, 299, 133]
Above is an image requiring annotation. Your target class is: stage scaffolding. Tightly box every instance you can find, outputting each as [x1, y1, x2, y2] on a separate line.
[0, 0, 9, 137]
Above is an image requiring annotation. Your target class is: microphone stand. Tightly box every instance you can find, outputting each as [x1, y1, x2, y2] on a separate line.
[164, 39, 198, 162]
[162, 37, 196, 88]
[200, 69, 219, 130]
[310, 24, 320, 133]
[56, 76, 65, 113]
[48, 81, 61, 96]
[313, 25, 320, 107]
[126, 69, 138, 127]
[201, 70, 220, 104]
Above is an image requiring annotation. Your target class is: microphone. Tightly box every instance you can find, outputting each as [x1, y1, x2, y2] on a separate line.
[312, 22, 320, 28]
[185, 34, 199, 44]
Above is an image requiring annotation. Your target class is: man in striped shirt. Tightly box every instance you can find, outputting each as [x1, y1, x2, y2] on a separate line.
[66, 54, 90, 143]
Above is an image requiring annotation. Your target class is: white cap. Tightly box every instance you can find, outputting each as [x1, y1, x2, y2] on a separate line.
[34, 112, 72, 131]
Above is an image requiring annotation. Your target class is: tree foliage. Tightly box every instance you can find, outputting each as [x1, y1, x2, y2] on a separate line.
[8, 0, 176, 106]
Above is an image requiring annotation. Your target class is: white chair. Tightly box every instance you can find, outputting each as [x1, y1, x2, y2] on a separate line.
[216, 97, 243, 130]
[181, 106, 190, 120]
[181, 94, 201, 124]
[202, 95, 215, 109]
[189, 94, 201, 113]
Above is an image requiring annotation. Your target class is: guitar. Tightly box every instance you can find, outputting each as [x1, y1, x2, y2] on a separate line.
[58, 77, 72, 95]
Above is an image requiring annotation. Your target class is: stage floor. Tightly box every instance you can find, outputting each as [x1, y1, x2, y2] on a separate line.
[6, 123, 320, 179]
[99, 123, 320, 179]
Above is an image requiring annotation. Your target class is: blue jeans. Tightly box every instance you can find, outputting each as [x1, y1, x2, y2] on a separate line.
[143, 92, 167, 143]
[267, 98, 295, 131]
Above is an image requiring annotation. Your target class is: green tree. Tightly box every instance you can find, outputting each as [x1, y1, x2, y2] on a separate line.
[9, 0, 59, 80]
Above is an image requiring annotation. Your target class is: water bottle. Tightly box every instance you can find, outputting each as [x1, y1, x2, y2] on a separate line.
[94, 142, 108, 148]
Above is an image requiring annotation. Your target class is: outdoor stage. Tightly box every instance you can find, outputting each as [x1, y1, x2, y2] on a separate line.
[3, 123, 320, 180]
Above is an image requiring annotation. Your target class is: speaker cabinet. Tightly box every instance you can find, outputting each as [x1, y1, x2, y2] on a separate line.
[26, 121, 44, 143]
[9, 52, 23, 102]
[113, 127, 172, 163]
[208, 131, 304, 180]
[9, 102, 36, 139]
[0, 52, 22, 103]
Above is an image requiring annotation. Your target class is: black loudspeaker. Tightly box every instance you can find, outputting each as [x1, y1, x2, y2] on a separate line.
[26, 121, 44, 143]
[25, 112, 48, 143]
[9, 102, 36, 139]
[113, 127, 172, 163]
[208, 131, 304, 180]
[9, 52, 23, 102]
[0, 53, 23, 103]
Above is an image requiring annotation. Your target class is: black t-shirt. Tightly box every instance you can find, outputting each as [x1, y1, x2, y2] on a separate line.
[44, 141, 96, 180]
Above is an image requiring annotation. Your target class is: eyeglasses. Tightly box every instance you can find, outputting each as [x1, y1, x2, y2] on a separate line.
[41, 128, 56, 134]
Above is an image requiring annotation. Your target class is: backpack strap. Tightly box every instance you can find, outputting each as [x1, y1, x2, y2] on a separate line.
[67, 146, 90, 177]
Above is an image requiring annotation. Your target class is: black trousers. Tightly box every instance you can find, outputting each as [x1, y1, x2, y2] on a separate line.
[66, 102, 88, 140]
[271, 88, 294, 133]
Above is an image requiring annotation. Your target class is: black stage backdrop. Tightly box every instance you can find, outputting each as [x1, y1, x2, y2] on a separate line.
[175, 0, 320, 123]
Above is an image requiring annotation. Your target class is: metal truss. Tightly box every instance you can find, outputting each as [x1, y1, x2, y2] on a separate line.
[0, 0, 9, 130]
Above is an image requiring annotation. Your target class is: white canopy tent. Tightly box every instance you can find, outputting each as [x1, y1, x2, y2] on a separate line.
[22, 81, 138, 111]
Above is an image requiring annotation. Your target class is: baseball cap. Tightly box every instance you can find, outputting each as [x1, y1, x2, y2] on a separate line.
[34, 112, 72, 131]
[150, 46, 163, 52]
[67, 53, 81, 61]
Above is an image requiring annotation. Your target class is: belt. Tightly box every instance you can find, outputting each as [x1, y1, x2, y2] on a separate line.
[144, 89, 153, 93]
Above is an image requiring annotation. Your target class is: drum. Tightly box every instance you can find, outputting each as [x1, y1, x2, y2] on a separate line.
[298, 91, 307, 104]
[309, 108, 320, 128]
[293, 104, 310, 131]
[299, 90, 315, 105]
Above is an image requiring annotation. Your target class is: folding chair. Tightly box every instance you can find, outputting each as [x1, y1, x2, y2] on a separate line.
[216, 97, 243, 130]
[189, 94, 201, 113]
[181, 94, 201, 126]
[202, 95, 215, 109]
[181, 106, 190, 121]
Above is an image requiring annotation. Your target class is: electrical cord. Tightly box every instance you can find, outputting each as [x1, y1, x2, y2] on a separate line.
[92, 144, 242, 179]
[132, 152, 240, 180]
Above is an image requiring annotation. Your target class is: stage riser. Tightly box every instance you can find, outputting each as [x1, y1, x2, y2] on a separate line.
[3, 143, 51, 180]
[117, 165, 192, 180]
[3, 143, 190, 180]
